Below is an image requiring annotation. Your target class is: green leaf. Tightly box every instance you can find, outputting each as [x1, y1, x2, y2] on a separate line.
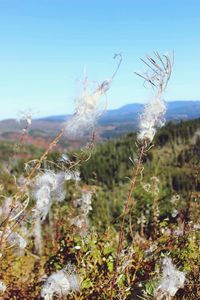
[82, 278, 93, 289]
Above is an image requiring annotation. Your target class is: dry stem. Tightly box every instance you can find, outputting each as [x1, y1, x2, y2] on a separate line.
[110, 143, 146, 300]
[0, 128, 64, 250]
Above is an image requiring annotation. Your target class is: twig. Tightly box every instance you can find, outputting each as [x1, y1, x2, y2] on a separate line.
[110, 143, 146, 299]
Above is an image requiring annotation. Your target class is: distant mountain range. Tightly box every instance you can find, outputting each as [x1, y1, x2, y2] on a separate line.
[41, 100, 200, 123]
[0, 100, 200, 143]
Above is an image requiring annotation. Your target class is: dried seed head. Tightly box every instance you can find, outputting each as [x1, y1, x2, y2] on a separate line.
[41, 266, 80, 300]
[136, 52, 173, 144]
[154, 257, 186, 299]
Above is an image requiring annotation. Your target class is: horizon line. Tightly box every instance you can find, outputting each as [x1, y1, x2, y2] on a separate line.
[1, 99, 200, 121]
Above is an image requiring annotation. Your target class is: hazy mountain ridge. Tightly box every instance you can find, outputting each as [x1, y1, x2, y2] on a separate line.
[0, 101, 200, 143]
[39, 100, 200, 123]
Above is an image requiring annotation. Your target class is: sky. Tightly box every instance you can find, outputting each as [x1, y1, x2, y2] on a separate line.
[0, 0, 200, 119]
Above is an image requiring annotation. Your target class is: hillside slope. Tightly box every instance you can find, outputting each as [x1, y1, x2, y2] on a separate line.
[1, 101, 200, 144]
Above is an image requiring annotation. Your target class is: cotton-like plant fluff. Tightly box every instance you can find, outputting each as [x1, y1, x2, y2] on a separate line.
[9, 232, 27, 250]
[64, 170, 81, 182]
[65, 79, 111, 137]
[73, 191, 93, 215]
[136, 52, 172, 143]
[154, 257, 186, 299]
[32, 170, 80, 254]
[41, 265, 80, 300]
[65, 54, 122, 137]
[0, 228, 27, 255]
[71, 191, 93, 236]
[17, 109, 33, 127]
[33, 170, 81, 220]
[33, 215, 43, 255]
[0, 281, 6, 294]
[137, 95, 166, 142]
[70, 215, 89, 237]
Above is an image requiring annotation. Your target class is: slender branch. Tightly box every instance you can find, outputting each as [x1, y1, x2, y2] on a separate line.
[0, 128, 65, 250]
[0, 206, 16, 248]
[110, 143, 146, 300]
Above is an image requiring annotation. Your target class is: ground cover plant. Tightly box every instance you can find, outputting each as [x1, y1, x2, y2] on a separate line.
[0, 52, 199, 300]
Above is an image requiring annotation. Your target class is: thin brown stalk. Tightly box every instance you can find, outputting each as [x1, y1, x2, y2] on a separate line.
[0, 206, 16, 248]
[25, 129, 64, 183]
[110, 52, 173, 299]
[0, 55, 122, 252]
[110, 143, 146, 300]
[0, 128, 65, 250]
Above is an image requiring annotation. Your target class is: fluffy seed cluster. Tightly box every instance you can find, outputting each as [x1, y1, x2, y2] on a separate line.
[0, 228, 27, 254]
[0, 281, 6, 293]
[41, 265, 80, 300]
[154, 257, 186, 299]
[138, 95, 166, 142]
[32, 170, 80, 255]
[33, 170, 80, 221]
[18, 110, 33, 127]
[73, 191, 93, 215]
[137, 53, 172, 143]
[65, 79, 111, 137]
[8, 231, 27, 250]
[71, 191, 93, 236]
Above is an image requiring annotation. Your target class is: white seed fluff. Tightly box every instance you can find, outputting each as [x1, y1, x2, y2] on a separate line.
[73, 191, 93, 215]
[33, 170, 81, 220]
[65, 80, 111, 137]
[0, 281, 6, 293]
[154, 257, 186, 299]
[41, 267, 80, 300]
[138, 95, 166, 143]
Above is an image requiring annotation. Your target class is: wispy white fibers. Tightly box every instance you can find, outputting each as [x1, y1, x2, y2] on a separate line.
[8, 232, 27, 255]
[65, 79, 111, 137]
[32, 170, 80, 254]
[65, 54, 122, 137]
[137, 93, 166, 142]
[136, 52, 173, 143]
[154, 257, 186, 299]
[64, 170, 81, 182]
[0, 197, 12, 217]
[73, 191, 93, 215]
[0, 228, 27, 255]
[41, 265, 80, 300]
[33, 171, 70, 221]
[33, 215, 43, 256]
[17, 109, 33, 127]
[71, 191, 93, 236]
[0, 281, 6, 294]
[32, 170, 60, 255]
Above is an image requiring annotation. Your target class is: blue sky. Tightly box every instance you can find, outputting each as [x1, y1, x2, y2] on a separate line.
[0, 0, 200, 119]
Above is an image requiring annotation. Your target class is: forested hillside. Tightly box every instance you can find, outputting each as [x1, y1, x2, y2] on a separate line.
[0, 118, 199, 299]
[81, 118, 200, 189]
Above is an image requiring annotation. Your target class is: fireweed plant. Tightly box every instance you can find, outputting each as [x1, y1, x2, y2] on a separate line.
[0, 53, 122, 252]
[109, 52, 174, 300]
[0, 54, 122, 296]
[0, 52, 195, 299]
